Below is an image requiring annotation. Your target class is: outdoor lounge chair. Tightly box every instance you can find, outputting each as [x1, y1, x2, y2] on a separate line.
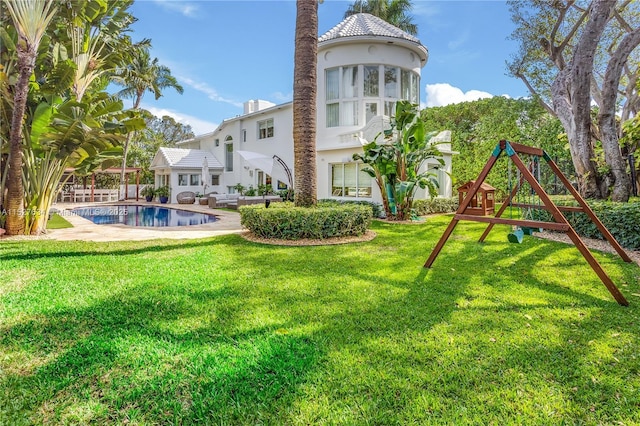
[176, 191, 196, 204]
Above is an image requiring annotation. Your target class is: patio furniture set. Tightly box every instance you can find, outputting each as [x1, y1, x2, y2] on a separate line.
[175, 191, 282, 209]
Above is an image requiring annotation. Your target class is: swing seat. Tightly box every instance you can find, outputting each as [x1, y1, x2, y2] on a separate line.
[508, 228, 524, 243]
[521, 227, 542, 235]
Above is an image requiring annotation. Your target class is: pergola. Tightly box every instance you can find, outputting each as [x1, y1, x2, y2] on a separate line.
[62, 167, 142, 202]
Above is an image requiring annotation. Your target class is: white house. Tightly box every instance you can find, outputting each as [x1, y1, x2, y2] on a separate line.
[151, 13, 455, 204]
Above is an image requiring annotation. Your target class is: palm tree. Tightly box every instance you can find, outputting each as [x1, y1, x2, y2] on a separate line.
[2, 0, 57, 235]
[293, 0, 319, 207]
[344, 0, 417, 35]
[115, 46, 183, 199]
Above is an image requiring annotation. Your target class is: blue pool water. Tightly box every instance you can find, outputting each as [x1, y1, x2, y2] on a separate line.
[72, 205, 219, 227]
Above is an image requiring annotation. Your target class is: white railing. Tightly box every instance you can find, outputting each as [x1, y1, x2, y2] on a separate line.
[60, 189, 119, 203]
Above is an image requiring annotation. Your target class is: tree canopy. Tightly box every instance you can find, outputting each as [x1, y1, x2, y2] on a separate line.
[507, 0, 639, 201]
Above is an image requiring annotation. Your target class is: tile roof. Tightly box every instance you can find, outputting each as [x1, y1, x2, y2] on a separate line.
[158, 148, 223, 169]
[318, 13, 422, 45]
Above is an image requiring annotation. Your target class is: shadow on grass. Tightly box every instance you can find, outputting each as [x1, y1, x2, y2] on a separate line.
[1, 217, 638, 424]
[1, 283, 322, 424]
[0, 234, 248, 262]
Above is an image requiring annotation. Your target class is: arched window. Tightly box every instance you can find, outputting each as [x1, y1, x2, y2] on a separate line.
[225, 136, 233, 172]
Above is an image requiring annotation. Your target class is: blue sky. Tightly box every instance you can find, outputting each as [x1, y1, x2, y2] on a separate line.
[127, 0, 528, 135]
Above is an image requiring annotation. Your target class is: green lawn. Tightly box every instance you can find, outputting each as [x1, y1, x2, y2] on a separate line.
[46, 213, 73, 230]
[1, 216, 639, 425]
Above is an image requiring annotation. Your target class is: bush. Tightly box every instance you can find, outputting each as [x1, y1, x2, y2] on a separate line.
[318, 199, 384, 218]
[240, 202, 372, 240]
[531, 199, 640, 250]
[412, 197, 459, 215]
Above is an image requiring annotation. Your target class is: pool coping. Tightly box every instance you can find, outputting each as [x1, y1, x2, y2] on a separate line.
[10, 201, 245, 242]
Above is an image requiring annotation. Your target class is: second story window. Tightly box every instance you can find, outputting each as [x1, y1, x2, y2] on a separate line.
[325, 65, 419, 128]
[225, 143, 233, 172]
[258, 119, 274, 139]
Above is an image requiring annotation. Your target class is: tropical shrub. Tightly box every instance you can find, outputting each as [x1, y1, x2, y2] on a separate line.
[140, 185, 156, 198]
[155, 185, 170, 198]
[240, 202, 372, 240]
[353, 101, 444, 221]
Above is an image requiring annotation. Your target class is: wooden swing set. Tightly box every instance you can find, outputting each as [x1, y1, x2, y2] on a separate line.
[425, 140, 633, 306]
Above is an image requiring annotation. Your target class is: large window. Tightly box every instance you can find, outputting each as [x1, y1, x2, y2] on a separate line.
[342, 66, 358, 98]
[384, 66, 398, 99]
[326, 68, 339, 100]
[331, 163, 372, 198]
[401, 69, 419, 104]
[258, 118, 274, 139]
[327, 103, 339, 127]
[325, 65, 419, 127]
[190, 174, 200, 186]
[364, 65, 379, 97]
[225, 143, 233, 172]
[178, 174, 188, 186]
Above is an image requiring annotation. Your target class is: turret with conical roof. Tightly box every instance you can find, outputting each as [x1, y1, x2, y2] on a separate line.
[318, 13, 428, 65]
[316, 12, 428, 139]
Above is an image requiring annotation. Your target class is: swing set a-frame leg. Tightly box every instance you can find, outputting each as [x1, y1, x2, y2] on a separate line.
[424, 147, 501, 268]
[424, 218, 459, 268]
[509, 148, 629, 306]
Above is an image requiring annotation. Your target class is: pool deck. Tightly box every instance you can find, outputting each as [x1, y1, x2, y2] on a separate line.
[36, 201, 243, 242]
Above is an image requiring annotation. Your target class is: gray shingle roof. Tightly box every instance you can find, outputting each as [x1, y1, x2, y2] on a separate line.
[318, 13, 422, 45]
[158, 148, 223, 169]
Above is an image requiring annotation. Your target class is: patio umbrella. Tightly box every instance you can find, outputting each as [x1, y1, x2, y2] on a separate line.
[202, 156, 209, 194]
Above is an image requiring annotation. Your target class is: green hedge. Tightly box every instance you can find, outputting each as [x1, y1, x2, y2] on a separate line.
[240, 202, 372, 240]
[532, 200, 640, 250]
[412, 197, 459, 215]
[318, 199, 384, 218]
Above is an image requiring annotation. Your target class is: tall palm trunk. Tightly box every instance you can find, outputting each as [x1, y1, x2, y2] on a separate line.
[5, 45, 37, 235]
[293, 0, 318, 207]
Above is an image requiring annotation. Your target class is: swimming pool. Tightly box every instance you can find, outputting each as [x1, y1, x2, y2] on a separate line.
[72, 205, 219, 227]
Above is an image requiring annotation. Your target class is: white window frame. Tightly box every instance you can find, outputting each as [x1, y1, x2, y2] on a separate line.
[225, 143, 233, 172]
[178, 174, 188, 186]
[325, 64, 419, 127]
[258, 118, 274, 139]
[330, 162, 372, 198]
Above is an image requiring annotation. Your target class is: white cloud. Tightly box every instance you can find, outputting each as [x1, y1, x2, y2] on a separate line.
[447, 30, 469, 50]
[145, 106, 219, 135]
[178, 76, 244, 108]
[152, 0, 200, 18]
[411, 2, 440, 19]
[425, 83, 493, 107]
[271, 91, 293, 103]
